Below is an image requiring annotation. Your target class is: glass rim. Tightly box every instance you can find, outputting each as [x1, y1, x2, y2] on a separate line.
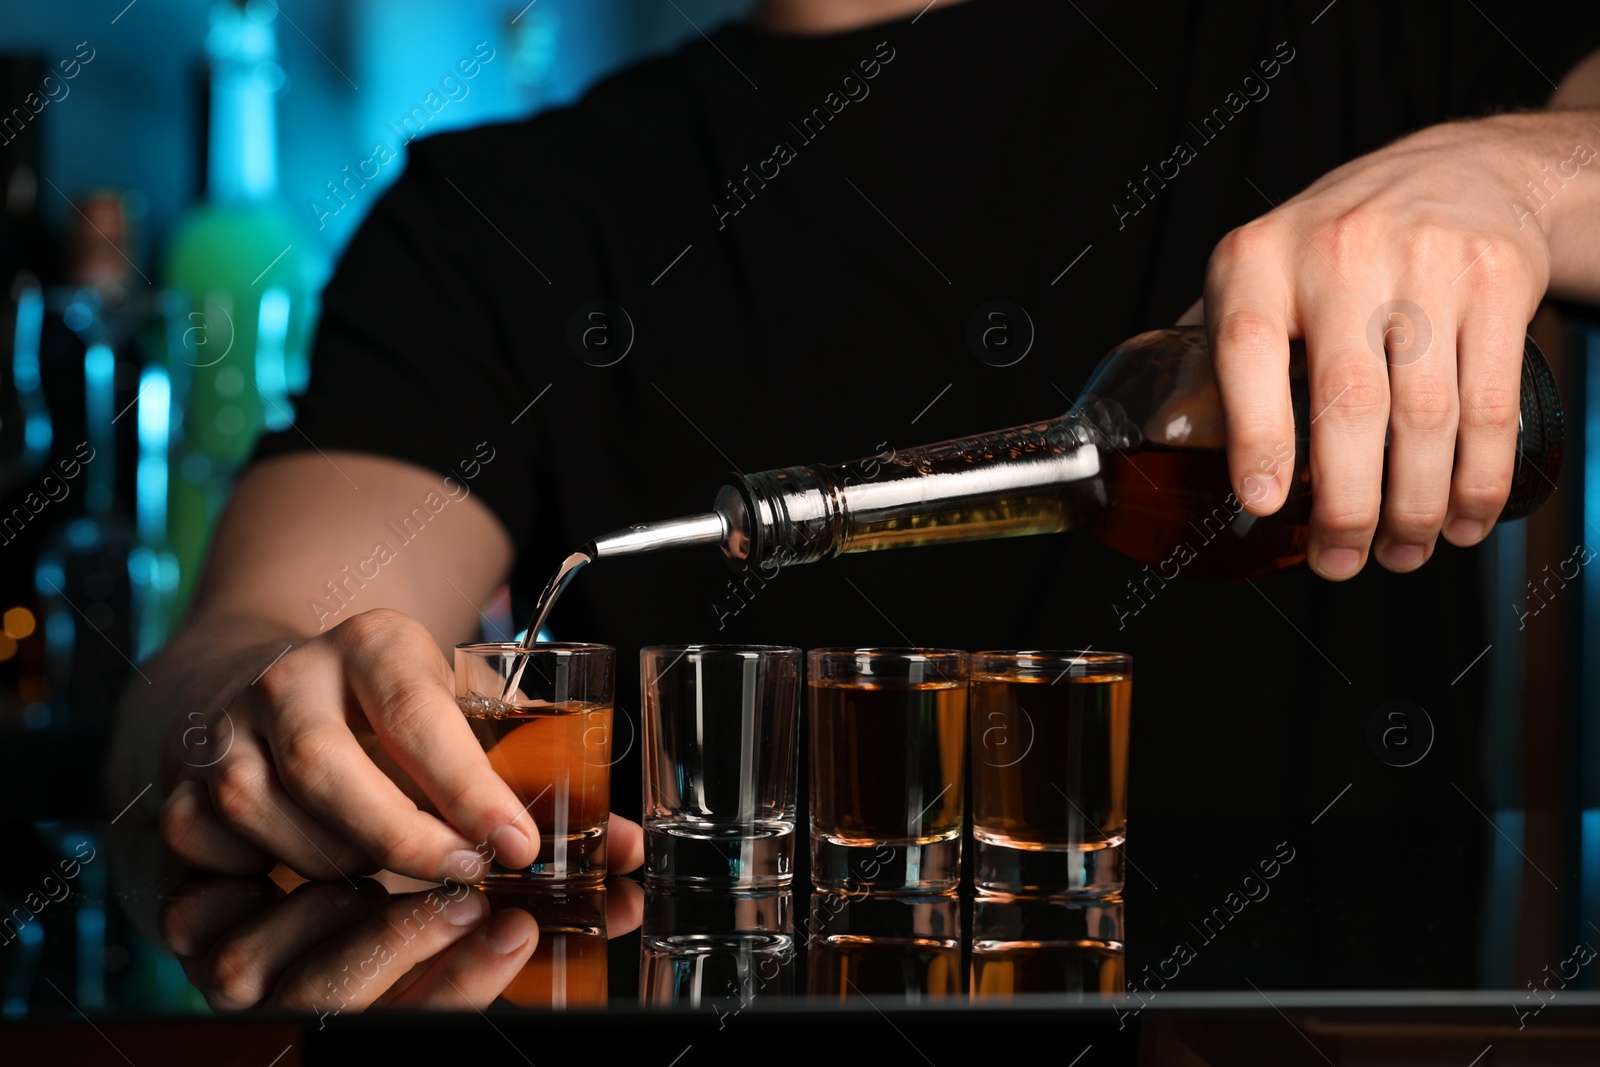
[455, 641, 613, 655]
[641, 643, 801, 658]
[806, 646, 967, 662]
[970, 649, 1132, 665]
[969, 649, 1132, 678]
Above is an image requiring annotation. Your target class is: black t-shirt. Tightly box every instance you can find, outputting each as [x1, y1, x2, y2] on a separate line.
[255, 0, 1596, 985]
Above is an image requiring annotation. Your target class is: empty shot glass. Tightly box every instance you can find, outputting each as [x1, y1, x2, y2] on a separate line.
[640, 887, 795, 1008]
[455, 642, 615, 885]
[969, 650, 1131, 897]
[808, 648, 968, 893]
[641, 644, 801, 887]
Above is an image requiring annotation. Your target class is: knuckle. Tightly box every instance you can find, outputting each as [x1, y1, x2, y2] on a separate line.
[1460, 383, 1519, 432]
[1211, 220, 1278, 267]
[1384, 502, 1449, 537]
[370, 820, 428, 873]
[1392, 378, 1457, 434]
[337, 607, 412, 648]
[1315, 208, 1378, 267]
[1466, 241, 1519, 292]
[1316, 498, 1381, 539]
[159, 790, 201, 858]
[372, 679, 441, 742]
[277, 729, 338, 798]
[1453, 477, 1512, 516]
[1401, 224, 1447, 270]
[1212, 308, 1281, 354]
[251, 659, 292, 704]
[208, 938, 268, 1009]
[1319, 370, 1388, 425]
[211, 760, 266, 827]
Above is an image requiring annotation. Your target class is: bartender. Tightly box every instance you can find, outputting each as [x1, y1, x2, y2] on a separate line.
[112, 0, 1600, 937]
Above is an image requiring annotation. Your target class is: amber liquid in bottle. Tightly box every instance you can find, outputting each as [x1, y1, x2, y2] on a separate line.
[834, 434, 1312, 582]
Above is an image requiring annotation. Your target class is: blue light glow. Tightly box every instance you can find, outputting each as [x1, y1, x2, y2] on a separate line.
[257, 287, 292, 429]
[137, 367, 172, 543]
[34, 561, 64, 594]
[1583, 809, 1600, 933]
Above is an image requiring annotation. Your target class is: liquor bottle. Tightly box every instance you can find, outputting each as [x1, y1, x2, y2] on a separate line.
[33, 193, 149, 729]
[164, 0, 313, 618]
[581, 327, 1562, 581]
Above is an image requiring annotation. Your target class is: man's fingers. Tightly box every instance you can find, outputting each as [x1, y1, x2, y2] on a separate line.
[1299, 285, 1393, 579]
[1447, 308, 1526, 546]
[256, 642, 511, 884]
[160, 876, 282, 958]
[189, 880, 389, 1011]
[161, 780, 276, 876]
[607, 814, 645, 876]
[1204, 224, 1297, 514]
[385, 906, 539, 1010]
[605, 876, 646, 938]
[336, 611, 539, 873]
[272, 886, 493, 1014]
[201, 735, 375, 882]
[1375, 296, 1459, 571]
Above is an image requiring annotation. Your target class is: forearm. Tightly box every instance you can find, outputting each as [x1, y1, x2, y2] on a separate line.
[107, 452, 513, 823]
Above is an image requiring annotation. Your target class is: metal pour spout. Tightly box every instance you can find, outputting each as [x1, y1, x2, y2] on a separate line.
[584, 510, 729, 559]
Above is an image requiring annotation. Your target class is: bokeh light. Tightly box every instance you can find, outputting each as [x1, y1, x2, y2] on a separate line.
[3, 606, 36, 639]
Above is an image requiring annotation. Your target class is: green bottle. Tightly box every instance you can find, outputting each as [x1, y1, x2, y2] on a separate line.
[164, 0, 314, 618]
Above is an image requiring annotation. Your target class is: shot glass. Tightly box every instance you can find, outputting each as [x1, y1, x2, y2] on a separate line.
[641, 644, 801, 887]
[969, 650, 1132, 897]
[639, 887, 795, 1007]
[806, 892, 961, 1000]
[485, 887, 609, 1009]
[807, 648, 968, 893]
[970, 896, 1125, 1001]
[455, 642, 614, 885]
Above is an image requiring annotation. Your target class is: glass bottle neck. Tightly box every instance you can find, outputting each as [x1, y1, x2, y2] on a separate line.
[725, 416, 1108, 568]
[206, 5, 281, 204]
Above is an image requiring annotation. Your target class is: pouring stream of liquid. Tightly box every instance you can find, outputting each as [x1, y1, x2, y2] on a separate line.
[499, 550, 592, 703]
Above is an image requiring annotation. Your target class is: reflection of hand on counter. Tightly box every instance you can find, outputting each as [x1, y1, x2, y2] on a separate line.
[158, 871, 644, 1019]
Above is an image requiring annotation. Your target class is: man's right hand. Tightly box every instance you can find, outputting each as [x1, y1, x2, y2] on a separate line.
[161, 608, 541, 884]
[115, 453, 644, 883]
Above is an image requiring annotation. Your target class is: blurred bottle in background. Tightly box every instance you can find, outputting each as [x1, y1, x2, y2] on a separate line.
[164, 0, 312, 622]
[34, 192, 148, 735]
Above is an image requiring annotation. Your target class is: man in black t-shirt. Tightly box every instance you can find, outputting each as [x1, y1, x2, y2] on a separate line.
[112, 0, 1599, 968]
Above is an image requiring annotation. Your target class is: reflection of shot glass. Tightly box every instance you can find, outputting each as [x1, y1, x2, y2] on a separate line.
[970, 896, 1124, 1001]
[970, 651, 1131, 897]
[807, 648, 967, 892]
[455, 642, 614, 885]
[639, 888, 794, 1008]
[641, 645, 800, 887]
[485, 887, 609, 1009]
[806, 892, 961, 1000]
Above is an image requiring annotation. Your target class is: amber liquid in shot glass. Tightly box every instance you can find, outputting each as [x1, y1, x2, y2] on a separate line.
[969, 651, 1131, 897]
[808, 648, 967, 893]
[457, 643, 614, 885]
